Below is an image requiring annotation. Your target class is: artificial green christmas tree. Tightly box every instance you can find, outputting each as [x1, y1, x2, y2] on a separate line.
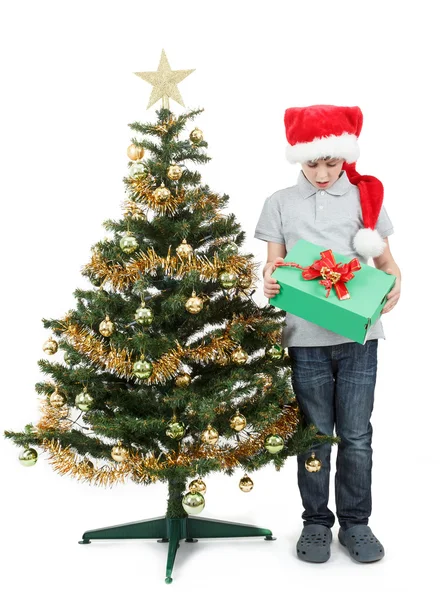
[4, 51, 336, 583]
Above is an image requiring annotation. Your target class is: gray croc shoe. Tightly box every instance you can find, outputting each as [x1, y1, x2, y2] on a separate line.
[296, 524, 332, 563]
[338, 525, 385, 562]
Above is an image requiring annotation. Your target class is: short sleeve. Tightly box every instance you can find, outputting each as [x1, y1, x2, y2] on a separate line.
[376, 204, 394, 238]
[254, 195, 285, 244]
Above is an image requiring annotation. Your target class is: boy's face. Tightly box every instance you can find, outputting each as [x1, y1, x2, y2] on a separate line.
[301, 157, 345, 190]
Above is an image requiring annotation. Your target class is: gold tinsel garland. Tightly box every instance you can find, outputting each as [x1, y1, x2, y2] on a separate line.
[58, 317, 268, 383]
[82, 245, 254, 292]
[39, 405, 299, 486]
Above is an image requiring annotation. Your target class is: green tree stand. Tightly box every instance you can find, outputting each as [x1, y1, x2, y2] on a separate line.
[79, 515, 275, 583]
[78, 476, 275, 583]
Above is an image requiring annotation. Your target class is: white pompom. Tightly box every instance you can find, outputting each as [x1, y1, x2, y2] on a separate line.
[353, 228, 386, 258]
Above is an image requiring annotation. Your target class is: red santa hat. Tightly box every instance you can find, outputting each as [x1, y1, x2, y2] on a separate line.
[284, 105, 386, 258]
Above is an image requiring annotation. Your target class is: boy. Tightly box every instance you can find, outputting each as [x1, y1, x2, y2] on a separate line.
[254, 105, 401, 563]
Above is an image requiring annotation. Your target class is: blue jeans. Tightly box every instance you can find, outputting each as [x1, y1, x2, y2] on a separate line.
[288, 340, 378, 531]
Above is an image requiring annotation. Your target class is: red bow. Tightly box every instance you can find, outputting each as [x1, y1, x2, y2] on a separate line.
[274, 249, 361, 300]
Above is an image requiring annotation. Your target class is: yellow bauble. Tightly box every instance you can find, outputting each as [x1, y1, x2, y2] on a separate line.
[127, 144, 145, 160]
[189, 128, 204, 143]
[111, 442, 128, 462]
[182, 491, 205, 515]
[167, 164, 183, 181]
[119, 232, 139, 254]
[264, 434, 285, 454]
[99, 315, 114, 337]
[189, 478, 207, 494]
[50, 387, 65, 408]
[229, 409, 247, 432]
[305, 452, 322, 473]
[43, 337, 58, 355]
[218, 270, 238, 289]
[128, 162, 145, 178]
[175, 373, 191, 387]
[75, 389, 93, 411]
[201, 424, 219, 446]
[239, 475, 254, 493]
[185, 291, 204, 314]
[231, 347, 248, 365]
[176, 239, 193, 258]
[19, 447, 38, 467]
[132, 355, 153, 379]
[152, 183, 171, 202]
[135, 302, 154, 325]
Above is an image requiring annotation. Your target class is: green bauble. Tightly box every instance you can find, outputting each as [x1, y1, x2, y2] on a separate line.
[132, 356, 153, 379]
[75, 390, 94, 411]
[120, 233, 138, 254]
[182, 491, 205, 515]
[19, 447, 38, 467]
[218, 270, 238, 289]
[135, 303, 154, 325]
[264, 434, 285, 454]
[266, 344, 284, 360]
[166, 420, 186, 440]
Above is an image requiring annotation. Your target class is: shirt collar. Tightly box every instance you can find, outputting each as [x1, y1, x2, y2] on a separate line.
[297, 170, 352, 198]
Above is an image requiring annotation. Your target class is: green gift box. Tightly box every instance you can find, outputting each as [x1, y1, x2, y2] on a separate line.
[269, 239, 396, 344]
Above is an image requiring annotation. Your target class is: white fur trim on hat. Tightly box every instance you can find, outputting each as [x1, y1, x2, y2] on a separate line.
[286, 133, 360, 164]
[353, 228, 386, 258]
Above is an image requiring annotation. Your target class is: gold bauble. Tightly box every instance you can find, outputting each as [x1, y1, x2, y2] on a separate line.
[152, 183, 171, 203]
[266, 344, 284, 360]
[119, 232, 139, 254]
[218, 270, 238, 289]
[132, 355, 153, 379]
[189, 128, 204, 143]
[176, 239, 193, 259]
[43, 337, 58, 355]
[182, 491, 205, 515]
[305, 452, 322, 473]
[99, 315, 115, 337]
[201, 424, 219, 446]
[264, 434, 285, 454]
[238, 273, 253, 289]
[231, 347, 248, 365]
[175, 373, 191, 387]
[19, 447, 38, 467]
[167, 164, 183, 181]
[189, 478, 207, 494]
[221, 241, 239, 256]
[111, 442, 128, 462]
[185, 291, 204, 314]
[75, 388, 93, 411]
[239, 475, 254, 493]
[50, 387, 65, 408]
[229, 409, 247, 432]
[135, 302, 154, 325]
[127, 144, 145, 161]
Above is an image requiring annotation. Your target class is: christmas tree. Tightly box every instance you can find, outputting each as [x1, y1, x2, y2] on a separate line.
[4, 51, 335, 583]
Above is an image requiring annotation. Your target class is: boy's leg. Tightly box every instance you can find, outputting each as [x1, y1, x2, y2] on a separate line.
[289, 345, 336, 528]
[333, 340, 378, 530]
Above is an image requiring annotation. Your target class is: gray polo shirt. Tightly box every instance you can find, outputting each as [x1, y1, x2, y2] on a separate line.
[254, 169, 395, 347]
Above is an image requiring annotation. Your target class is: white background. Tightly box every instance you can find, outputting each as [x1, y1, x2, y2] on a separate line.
[1, 1, 438, 597]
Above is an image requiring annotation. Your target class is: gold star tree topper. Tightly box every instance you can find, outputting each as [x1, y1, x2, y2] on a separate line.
[134, 50, 195, 110]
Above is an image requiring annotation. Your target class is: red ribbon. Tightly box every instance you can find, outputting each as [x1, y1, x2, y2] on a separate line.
[274, 249, 361, 300]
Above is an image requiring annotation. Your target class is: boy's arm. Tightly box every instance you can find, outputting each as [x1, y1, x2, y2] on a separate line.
[262, 242, 286, 298]
[373, 237, 401, 314]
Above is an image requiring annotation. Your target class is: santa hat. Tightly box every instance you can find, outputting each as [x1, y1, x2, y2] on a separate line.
[284, 105, 386, 258]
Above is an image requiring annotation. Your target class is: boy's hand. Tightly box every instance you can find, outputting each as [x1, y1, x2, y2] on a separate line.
[263, 258, 283, 298]
[381, 267, 401, 314]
